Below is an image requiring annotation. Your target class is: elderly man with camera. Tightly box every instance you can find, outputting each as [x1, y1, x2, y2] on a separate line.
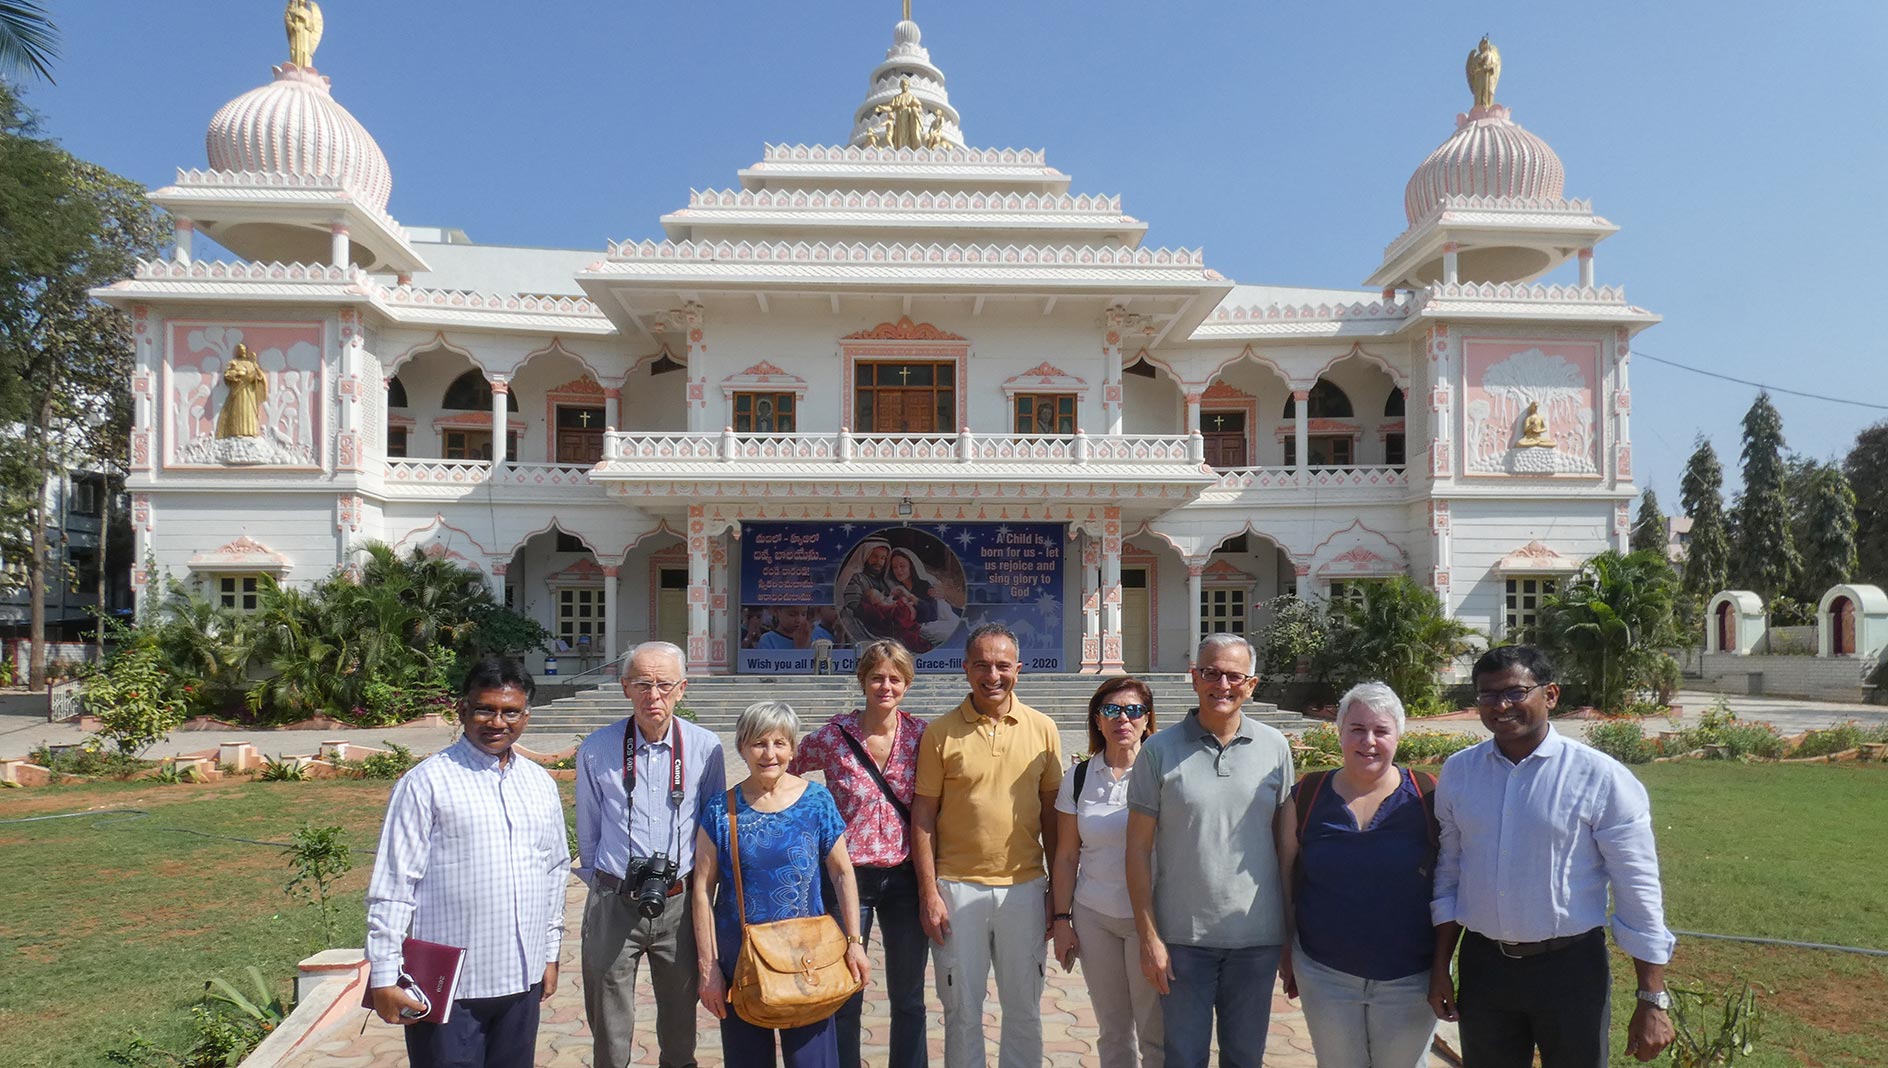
[577, 640, 728, 1068]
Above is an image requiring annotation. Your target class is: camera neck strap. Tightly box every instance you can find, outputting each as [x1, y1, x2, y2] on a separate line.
[623, 718, 687, 859]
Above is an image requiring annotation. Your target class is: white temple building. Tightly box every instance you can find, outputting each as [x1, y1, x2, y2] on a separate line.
[97, 13, 1654, 676]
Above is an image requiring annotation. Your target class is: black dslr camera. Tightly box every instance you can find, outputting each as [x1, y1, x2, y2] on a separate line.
[626, 853, 679, 918]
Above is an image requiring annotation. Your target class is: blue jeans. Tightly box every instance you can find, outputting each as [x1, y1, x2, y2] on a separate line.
[833, 864, 929, 1068]
[404, 982, 541, 1068]
[1292, 941, 1436, 1068]
[718, 1007, 840, 1068]
[1160, 943, 1281, 1068]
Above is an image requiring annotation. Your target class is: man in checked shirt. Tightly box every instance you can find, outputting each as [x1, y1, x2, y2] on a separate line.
[365, 655, 570, 1068]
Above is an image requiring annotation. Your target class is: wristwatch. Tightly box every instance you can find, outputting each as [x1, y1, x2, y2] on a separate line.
[845, 935, 865, 946]
[1052, 912, 1074, 923]
[1635, 989, 1672, 1012]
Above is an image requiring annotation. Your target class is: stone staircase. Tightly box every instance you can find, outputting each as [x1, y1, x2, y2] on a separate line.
[529, 672, 1310, 738]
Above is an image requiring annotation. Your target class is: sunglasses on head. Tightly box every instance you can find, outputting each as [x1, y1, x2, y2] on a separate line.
[1098, 702, 1148, 720]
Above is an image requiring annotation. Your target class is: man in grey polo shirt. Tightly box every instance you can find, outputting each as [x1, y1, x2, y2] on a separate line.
[1126, 633, 1294, 1068]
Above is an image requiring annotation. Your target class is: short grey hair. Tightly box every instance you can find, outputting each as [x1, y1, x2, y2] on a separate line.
[627, 640, 687, 678]
[1196, 632, 1258, 675]
[735, 700, 800, 753]
[1336, 681, 1406, 733]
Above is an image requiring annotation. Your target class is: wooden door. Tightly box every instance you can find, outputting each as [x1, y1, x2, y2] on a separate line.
[1120, 568, 1151, 673]
[1715, 601, 1734, 652]
[1834, 596, 1856, 655]
[657, 569, 688, 650]
[556, 406, 606, 464]
[1201, 411, 1247, 467]
[874, 391, 938, 433]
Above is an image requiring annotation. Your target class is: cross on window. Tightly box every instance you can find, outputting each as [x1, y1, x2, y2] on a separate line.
[578, 410, 592, 427]
[896, 366, 912, 384]
[1211, 414, 1227, 431]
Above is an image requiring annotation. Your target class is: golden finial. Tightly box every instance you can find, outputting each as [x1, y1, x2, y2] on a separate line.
[285, 0, 324, 68]
[902, 0, 912, 21]
[1466, 35, 1501, 109]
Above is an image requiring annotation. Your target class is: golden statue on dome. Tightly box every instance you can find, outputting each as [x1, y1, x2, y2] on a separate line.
[1516, 401, 1556, 449]
[922, 109, 950, 148]
[216, 345, 268, 440]
[1466, 35, 1500, 108]
[875, 76, 929, 149]
[285, 0, 323, 68]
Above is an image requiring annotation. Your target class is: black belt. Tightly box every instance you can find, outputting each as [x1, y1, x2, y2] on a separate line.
[1472, 928, 1600, 959]
[595, 870, 687, 897]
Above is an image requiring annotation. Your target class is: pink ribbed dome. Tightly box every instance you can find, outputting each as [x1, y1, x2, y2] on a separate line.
[206, 65, 392, 213]
[1403, 104, 1563, 224]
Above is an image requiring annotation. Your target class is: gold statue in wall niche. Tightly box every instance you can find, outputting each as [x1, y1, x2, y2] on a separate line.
[215, 345, 268, 439]
[1516, 401, 1556, 448]
[285, 0, 323, 68]
[1466, 35, 1500, 108]
[875, 77, 928, 149]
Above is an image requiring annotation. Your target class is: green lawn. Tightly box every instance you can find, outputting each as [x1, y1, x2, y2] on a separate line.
[0, 764, 1882, 1067]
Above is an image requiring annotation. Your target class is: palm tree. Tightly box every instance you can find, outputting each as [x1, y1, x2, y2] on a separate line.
[1537, 550, 1684, 712]
[0, 2, 58, 84]
[1321, 577, 1479, 705]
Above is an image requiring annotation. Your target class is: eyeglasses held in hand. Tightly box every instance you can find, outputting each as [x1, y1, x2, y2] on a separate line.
[1195, 667, 1252, 685]
[1474, 683, 1546, 708]
[468, 707, 528, 723]
[628, 678, 683, 697]
[395, 972, 433, 1020]
[1098, 703, 1149, 720]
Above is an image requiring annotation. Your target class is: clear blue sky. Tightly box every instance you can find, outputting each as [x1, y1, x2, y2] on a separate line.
[21, 0, 1888, 507]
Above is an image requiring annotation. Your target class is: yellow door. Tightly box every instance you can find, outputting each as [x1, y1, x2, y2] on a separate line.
[1121, 569, 1151, 673]
[657, 569, 688, 649]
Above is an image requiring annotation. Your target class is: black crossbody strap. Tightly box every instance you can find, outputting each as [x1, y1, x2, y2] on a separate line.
[1071, 755, 1090, 800]
[837, 720, 910, 823]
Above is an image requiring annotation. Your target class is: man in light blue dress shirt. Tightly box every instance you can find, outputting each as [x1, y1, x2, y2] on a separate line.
[576, 640, 726, 1068]
[1429, 645, 1676, 1066]
[365, 656, 569, 1068]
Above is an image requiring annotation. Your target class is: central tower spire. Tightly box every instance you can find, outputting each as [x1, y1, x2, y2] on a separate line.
[849, 10, 964, 149]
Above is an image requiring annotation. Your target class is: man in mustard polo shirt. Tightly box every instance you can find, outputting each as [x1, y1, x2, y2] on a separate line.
[912, 622, 1064, 1068]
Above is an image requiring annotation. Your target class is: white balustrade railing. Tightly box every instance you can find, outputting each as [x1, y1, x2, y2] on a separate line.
[601, 430, 1208, 468]
[493, 462, 596, 487]
[1211, 465, 1409, 490]
[383, 458, 491, 484]
[1212, 466, 1298, 490]
[1307, 465, 1409, 488]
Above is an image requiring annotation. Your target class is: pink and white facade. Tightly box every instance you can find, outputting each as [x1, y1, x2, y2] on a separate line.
[96, 18, 1656, 675]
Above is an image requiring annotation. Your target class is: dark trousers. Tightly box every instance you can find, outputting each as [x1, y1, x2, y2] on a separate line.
[1458, 929, 1611, 1068]
[832, 863, 930, 1068]
[717, 971, 843, 1068]
[403, 982, 541, 1068]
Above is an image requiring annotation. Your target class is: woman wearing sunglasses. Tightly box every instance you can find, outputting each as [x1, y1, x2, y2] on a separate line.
[1049, 677, 1163, 1068]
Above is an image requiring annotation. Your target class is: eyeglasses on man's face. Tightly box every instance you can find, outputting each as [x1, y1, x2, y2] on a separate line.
[1098, 702, 1148, 721]
[628, 678, 684, 697]
[1195, 666, 1252, 685]
[467, 707, 528, 724]
[1475, 682, 1546, 709]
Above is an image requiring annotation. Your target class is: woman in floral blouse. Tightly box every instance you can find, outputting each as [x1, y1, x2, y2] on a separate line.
[789, 638, 929, 1068]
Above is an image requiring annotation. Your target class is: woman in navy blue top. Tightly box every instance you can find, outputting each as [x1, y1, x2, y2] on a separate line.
[1276, 681, 1440, 1068]
[692, 700, 871, 1068]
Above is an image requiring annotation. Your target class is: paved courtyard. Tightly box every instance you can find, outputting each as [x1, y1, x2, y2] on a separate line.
[282, 880, 1452, 1068]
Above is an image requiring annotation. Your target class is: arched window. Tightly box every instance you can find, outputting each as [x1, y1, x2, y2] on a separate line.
[442, 369, 518, 412]
[386, 375, 409, 408]
[1383, 389, 1405, 417]
[1282, 380, 1353, 419]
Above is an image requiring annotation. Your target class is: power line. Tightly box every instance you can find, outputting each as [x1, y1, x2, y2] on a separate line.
[1631, 349, 1888, 412]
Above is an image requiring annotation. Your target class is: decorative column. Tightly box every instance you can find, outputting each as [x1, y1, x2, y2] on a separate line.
[488, 375, 509, 467]
[1292, 388, 1310, 483]
[671, 302, 708, 433]
[604, 384, 622, 432]
[174, 219, 194, 265]
[1429, 500, 1452, 605]
[706, 534, 731, 674]
[1079, 532, 1102, 673]
[1183, 389, 1203, 434]
[334, 310, 365, 472]
[1185, 558, 1208, 664]
[1100, 508, 1124, 673]
[488, 561, 509, 602]
[1101, 307, 1127, 436]
[129, 306, 155, 477]
[1425, 324, 1454, 487]
[601, 564, 621, 671]
[330, 223, 350, 269]
[1441, 241, 1460, 285]
[1578, 248, 1595, 288]
[1613, 327, 1632, 484]
[686, 505, 710, 669]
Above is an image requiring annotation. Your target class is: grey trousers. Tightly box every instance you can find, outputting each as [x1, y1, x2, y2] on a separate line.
[582, 885, 700, 1068]
[1074, 901, 1164, 1068]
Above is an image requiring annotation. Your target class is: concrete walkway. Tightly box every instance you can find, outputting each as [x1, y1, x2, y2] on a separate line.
[280, 880, 1452, 1068]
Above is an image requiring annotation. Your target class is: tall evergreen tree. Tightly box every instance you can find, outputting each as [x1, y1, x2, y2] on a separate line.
[1730, 393, 1798, 600]
[1629, 488, 1669, 556]
[1799, 466, 1859, 596]
[1678, 437, 1731, 603]
[1845, 421, 1888, 584]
